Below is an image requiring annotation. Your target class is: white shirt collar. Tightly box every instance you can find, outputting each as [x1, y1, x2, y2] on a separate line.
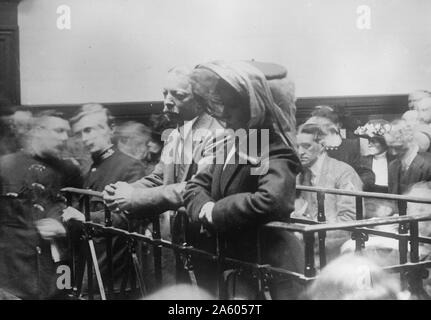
[373, 151, 387, 160]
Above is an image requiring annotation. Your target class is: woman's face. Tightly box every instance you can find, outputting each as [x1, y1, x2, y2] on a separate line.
[368, 137, 386, 155]
[216, 80, 250, 130]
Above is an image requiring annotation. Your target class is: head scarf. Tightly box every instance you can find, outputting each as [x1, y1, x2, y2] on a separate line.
[190, 60, 295, 149]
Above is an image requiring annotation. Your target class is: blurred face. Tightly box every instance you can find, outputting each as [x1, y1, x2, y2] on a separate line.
[408, 91, 430, 110]
[147, 140, 162, 155]
[214, 80, 249, 130]
[417, 98, 431, 124]
[385, 134, 410, 159]
[368, 137, 386, 155]
[162, 73, 200, 124]
[118, 135, 150, 160]
[34, 116, 70, 157]
[297, 133, 324, 167]
[73, 112, 113, 154]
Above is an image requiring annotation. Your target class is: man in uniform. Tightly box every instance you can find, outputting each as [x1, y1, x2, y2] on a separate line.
[0, 110, 83, 299]
[70, 103, 146, 296]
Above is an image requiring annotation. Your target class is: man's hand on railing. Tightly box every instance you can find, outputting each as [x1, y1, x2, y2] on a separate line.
[61, 206, 85, 223]
[102, 181, 133, 212]
[199, 201, 214, 224]
[35, 218, 67, 240]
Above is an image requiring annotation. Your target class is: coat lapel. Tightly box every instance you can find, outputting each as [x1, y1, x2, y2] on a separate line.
[390, 159, 401, 194]
[220, 162, 241, 195]
[405, 154, 424, 183]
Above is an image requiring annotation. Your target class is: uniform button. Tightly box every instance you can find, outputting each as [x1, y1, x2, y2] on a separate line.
[91, 168, 97, 172]
[36, 246, 42, 254]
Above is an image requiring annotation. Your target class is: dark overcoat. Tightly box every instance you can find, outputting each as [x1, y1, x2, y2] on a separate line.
[184, 139, 304, 298]
[0, 151, 82, 299]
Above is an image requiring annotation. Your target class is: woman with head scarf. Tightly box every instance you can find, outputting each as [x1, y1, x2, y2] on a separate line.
[183, 61, 304, 300]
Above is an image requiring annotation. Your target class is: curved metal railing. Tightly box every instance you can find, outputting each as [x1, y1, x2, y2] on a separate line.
[60, 186, 431, 300]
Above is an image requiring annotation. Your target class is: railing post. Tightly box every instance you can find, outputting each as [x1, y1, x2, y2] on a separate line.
[152, 215, 163, 287]
[64, 193, 76, 296]
[130, 237, 147, 297]
[304, 232, 316, 278]
[174, 210, 188, 284]
[407, 220, 428, 298]
[83, 195, 94, 300]
[354, 196, 367, 252]
[216, 234, 227, 299]
[104, 205, 114, 299]
[316, 191, 327, 268]
[398, 200, 408, 289]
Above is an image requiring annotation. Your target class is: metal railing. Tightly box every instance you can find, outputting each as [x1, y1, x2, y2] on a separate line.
[61, 186, 431, 300]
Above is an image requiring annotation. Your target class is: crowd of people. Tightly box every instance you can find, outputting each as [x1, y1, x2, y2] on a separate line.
[1, 60, 431, 300]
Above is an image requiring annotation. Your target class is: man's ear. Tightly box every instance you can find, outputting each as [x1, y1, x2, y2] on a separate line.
[318, 139, 326, 150]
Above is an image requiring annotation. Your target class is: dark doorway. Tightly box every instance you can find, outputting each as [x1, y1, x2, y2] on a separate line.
[0, 1, 20, 108]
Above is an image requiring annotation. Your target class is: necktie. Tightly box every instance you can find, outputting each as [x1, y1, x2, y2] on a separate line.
[301, 168, 313, 186]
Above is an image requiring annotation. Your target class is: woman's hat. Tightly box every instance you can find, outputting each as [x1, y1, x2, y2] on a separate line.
[354, 119, 391, 139]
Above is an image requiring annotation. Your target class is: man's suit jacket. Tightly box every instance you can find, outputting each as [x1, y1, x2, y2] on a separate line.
[82, 147, 146, 292]
[388, 152, 431, 195]
[130, 113, 225, 214]
[294, 155, 363, 256]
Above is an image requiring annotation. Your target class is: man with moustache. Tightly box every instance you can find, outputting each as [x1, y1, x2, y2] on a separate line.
[0, 110, 83, 299]
[103, 66, 225, 288]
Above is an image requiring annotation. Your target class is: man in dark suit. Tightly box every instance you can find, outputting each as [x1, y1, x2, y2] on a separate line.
[385, 119, 431, 195]
[102, 67, 226, 290]
[70, 103, 146, 296]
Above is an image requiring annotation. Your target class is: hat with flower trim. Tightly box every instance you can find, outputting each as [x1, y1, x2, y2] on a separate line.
[354, 119, 391, 139]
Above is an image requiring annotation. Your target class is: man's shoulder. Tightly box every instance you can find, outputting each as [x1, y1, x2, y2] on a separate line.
[327, 155, 356, 172]
[112, 149, 144, 167]
[0, 151, 31, 168]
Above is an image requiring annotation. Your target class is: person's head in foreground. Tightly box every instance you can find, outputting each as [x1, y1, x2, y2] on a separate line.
[304, 253, 409, 300]
[143, 284, 214, 300]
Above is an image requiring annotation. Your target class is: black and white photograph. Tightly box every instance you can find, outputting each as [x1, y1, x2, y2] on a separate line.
[1, 0, 431, 305]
